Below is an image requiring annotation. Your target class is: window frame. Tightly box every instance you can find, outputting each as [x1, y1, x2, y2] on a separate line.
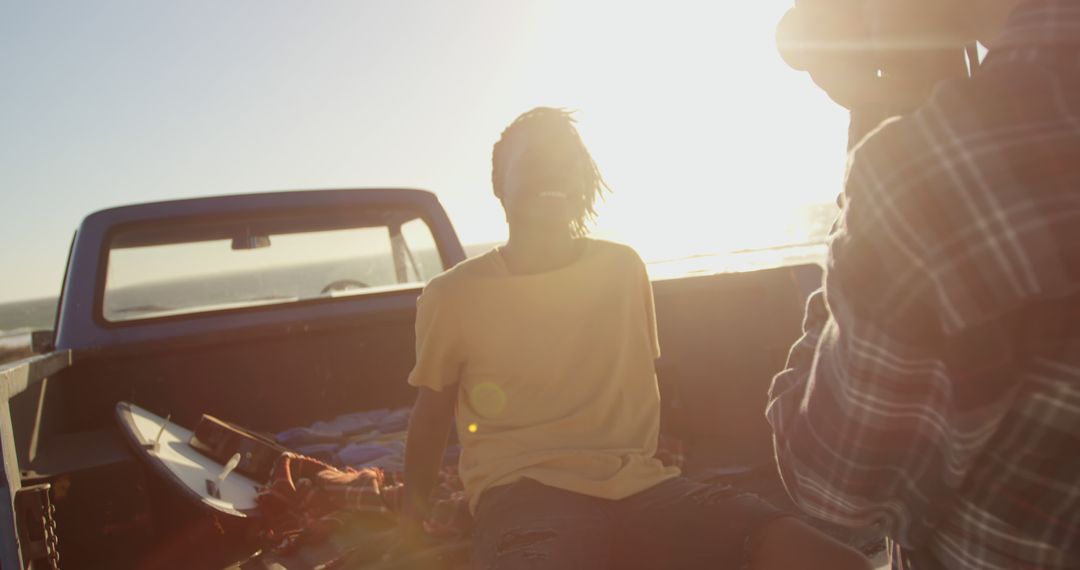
[93, 206, 444, 328]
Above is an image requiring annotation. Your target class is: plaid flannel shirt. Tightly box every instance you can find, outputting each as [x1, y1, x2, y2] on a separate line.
[766, 2, 1080, 568]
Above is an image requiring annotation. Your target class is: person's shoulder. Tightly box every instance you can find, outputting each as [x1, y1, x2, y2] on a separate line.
[423, 249, 500, 294]
[849, 61, 1052, 205]
[586, 239, 647, 271]
[850, 74, 987, 164]
[844, 77, 979, 207]
[846, 114, 906, 185]
[853, 61, 1044, 166]
[450, 248, 503, 278]
[587, 238, 642, 261]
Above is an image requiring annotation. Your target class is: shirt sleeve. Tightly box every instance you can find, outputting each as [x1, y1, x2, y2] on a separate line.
[407, 278, 464, 392]
[764, 112, 1066, 546]
[638, 254, 662, 360]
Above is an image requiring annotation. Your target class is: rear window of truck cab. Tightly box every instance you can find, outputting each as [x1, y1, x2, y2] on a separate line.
[101, 209, 443, 322]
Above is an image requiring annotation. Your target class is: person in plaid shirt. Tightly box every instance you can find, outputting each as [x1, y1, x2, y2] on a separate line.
[767, 0, 1080, 568]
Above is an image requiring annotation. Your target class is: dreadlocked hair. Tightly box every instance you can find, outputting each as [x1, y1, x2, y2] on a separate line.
[491, 107, 610, 237]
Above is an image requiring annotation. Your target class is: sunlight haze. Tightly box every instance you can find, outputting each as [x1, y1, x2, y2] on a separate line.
[0, 1, 848, 304]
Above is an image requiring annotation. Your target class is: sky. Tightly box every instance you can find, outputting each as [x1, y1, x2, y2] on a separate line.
[0, 1, 849, 304]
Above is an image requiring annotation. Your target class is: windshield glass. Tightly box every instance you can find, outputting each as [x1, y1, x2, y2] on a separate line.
[103, 211, 441, 322]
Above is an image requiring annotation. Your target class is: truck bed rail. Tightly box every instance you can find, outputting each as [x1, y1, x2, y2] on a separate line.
[0, 331, 54, 366]
[0, 350, 73, 568]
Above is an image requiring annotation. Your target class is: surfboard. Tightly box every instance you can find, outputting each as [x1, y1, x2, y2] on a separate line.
[115, 402, 262, 519]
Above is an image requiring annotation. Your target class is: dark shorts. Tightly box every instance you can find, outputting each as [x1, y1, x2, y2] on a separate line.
[471, 476, 786, 570]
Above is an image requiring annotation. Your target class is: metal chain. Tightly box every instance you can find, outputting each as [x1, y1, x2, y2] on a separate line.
[42, 502, 60, 569]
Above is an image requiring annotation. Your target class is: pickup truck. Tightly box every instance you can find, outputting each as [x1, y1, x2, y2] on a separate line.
[0, 187, 856, 568]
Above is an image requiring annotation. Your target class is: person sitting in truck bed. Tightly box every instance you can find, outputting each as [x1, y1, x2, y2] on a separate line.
[397, 107, 871, 569]
[767, 0, 1080, 568]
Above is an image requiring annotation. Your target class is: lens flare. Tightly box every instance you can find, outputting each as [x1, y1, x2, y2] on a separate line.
[469, 382, 508, 417]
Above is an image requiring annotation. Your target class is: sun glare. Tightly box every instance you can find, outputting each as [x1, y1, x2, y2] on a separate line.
[510, 2, 847, 263]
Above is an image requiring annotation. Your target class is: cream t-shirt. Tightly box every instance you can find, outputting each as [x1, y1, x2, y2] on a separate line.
[407, 239, 680, 513]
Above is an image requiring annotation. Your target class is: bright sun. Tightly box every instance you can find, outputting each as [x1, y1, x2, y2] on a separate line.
[500, 2, 849, 263]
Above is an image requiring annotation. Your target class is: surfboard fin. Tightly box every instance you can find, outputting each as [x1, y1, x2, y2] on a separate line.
[207, 453, 241, 499]
[144, 414, 171, 453]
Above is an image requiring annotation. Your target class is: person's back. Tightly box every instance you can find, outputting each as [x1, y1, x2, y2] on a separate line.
[410, 237, 676, 514]
[397, 107, 872, 570]
[767, 1, 1080, 567]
